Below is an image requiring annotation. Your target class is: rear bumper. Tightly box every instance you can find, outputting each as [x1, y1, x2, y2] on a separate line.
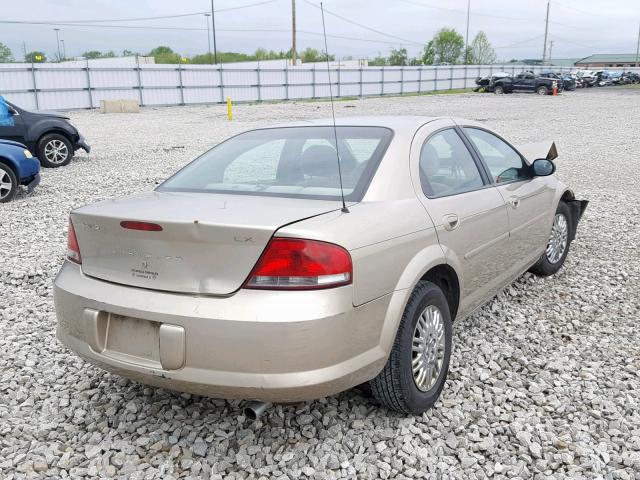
[54, 261, 392, 402]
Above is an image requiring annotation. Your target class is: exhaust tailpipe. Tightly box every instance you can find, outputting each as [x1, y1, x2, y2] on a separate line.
[243, 401, 271, 420]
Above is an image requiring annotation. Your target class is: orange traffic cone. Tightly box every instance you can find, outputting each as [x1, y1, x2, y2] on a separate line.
[552, 81, 558, 96]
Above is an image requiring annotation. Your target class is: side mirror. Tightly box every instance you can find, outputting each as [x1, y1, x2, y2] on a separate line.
[532, 158, 555, 177]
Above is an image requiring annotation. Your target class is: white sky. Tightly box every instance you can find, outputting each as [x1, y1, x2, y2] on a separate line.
[2, 0, 639, 61]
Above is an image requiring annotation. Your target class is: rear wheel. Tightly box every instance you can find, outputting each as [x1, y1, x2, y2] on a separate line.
[494, 85, 504, 95]
[37, 133, 73, 168]
[0, 163, 18, 203]
[537, 85, 549, 95]
[529, 202, 571, 276]
[370, 281, 452, 414]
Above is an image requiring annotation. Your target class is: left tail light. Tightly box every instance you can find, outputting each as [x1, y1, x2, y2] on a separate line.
[67, 218, 82, 264]
[244, 238, 352, 290]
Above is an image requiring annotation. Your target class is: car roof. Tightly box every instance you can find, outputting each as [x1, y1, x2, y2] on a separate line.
[268, 115, 444, 131]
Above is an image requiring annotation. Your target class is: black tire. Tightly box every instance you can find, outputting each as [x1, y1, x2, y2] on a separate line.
[494, 85, 504, 95]
[370, 281, 452, 414]
[37, 133, 74, 168]
[536, 85, 549, 95]
[529, 201, 572, 277]
[0, 163, 18, 203]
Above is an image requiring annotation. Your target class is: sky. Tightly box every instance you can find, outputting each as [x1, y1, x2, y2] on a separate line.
[1, 0, 639, 62]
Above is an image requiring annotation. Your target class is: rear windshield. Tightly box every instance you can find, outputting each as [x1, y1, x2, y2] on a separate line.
[157, 126, 393, 201]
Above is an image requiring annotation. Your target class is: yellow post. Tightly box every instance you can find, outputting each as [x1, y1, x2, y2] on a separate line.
[227, 96, 232, 121]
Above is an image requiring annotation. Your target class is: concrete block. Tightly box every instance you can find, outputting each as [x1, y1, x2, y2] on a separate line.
[100, 99, 140, 113]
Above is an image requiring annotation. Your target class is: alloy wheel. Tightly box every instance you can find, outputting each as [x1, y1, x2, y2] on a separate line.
[0, 170, 13, 200]
[44, 140, 69, 164]
[546, 213, 568, 264]
[411, 305, 446, 392]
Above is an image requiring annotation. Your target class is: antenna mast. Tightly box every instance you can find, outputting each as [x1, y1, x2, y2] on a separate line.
[320, 2, 349, 213]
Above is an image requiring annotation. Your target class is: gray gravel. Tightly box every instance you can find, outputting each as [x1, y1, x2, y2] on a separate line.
[1, 88, 639, 479]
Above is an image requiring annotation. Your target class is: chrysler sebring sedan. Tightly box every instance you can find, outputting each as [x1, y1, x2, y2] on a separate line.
[54, 117, 587, 414]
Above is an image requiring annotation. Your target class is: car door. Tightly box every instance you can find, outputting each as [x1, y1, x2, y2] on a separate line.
[0, 99, 26, 144]
[462, 127, 556, 274]
[410, 122, 512, 318]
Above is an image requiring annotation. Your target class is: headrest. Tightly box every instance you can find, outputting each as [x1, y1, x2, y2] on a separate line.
[301, 144, 339, 177]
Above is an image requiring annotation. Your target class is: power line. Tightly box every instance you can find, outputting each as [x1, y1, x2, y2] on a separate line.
[2, 0, 281, 25]
[0, 19, 413, 46]
[553, 1, 630, 21]
[495, 35, 545, 49]
[302, 0, 422, 46]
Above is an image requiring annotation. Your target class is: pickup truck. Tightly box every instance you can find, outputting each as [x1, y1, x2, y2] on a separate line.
[490, 72, 561, 95]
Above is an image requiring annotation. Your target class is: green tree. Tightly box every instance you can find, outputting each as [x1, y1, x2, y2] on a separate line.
[82, 50, 116, 59]
[368, 54, 387, 66]
[148, 46, 181, 64]
[25, 51, 46, 63]
[424, 28, 464, 64]
[421, 41, 435, 65]
[299, 48, 334, 63]
[0, 43, 13, 63]
[469, 31, 496, 65]
[388, 47, 408, 66]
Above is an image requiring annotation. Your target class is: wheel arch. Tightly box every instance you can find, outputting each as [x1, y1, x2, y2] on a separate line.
[419, 264, 460, 320]
[36, 128, 74, 148]
[0, 155, 19, 175]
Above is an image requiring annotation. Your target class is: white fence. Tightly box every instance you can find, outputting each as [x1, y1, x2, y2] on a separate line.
[0, 63, 582, 111]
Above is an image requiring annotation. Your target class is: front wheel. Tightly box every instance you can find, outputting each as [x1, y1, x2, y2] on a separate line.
[494, 85, 504, 95]
[370, 281, 452, 414]
[37, 133, 73, 168]
[0, 163, 18, 203]
[529, 202, 572, 276]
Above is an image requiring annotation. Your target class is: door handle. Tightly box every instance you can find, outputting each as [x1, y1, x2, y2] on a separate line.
[443, 214, 460, 231]
[508, 196, 520, 209]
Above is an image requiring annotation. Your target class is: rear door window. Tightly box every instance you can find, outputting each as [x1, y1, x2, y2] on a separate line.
[419, 129, 485, 197]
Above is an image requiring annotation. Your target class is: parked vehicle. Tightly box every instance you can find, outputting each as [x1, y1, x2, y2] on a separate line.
[54, 117, 587, 414]
[574, 70, 597, 87]
[0, 139, 41, 203]
[490, 72, 561, 95]
[474, 72, 511, 92]
[540, 72, 576, 91]
[0, 97, 90, 168]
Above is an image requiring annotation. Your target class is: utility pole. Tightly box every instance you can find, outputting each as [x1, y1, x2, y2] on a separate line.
[61, 39, 67, 60]
[548, 40, 554, 64]
[204, 13, 212, 62]
[291, 0, 297, 64]
[542, 0, 550, 65]
[464, 0, 470, 64]
[54, 28, 61, 62]
[210, 0, 218, 64]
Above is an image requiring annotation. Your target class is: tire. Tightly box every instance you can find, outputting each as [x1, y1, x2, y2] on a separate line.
[494, 85, 504, 95]
[37, 133, 73, 168]
[529, 201, 572, 277]
[370, 281, 452, 414]
[536, 85, 549, 95]
[0, 163, 18, 203]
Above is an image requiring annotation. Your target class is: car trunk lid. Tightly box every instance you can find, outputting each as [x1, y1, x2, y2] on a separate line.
[72, 191, 343, 295]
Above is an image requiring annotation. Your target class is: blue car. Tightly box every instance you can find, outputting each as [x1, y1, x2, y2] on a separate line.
[0, 139, 41, 203]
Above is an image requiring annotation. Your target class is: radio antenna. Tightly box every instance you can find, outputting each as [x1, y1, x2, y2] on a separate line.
[320, 2, 349, 213]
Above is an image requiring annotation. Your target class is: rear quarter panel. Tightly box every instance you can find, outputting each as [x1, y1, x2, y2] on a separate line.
[276, 198, 443, 306]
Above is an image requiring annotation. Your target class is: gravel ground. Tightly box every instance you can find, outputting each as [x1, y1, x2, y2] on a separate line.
[1, 88, 639, 480]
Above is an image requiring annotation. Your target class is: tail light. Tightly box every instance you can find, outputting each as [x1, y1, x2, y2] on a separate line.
[245, 238, 352, 290]
[67, 218, 82, 264]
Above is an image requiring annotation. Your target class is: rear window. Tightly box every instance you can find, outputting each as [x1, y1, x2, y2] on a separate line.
[158, 126, 393, 201]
